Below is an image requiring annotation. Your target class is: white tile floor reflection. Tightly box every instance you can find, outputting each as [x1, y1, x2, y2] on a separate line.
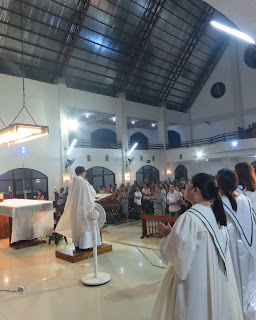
[0, 222, 166, 320]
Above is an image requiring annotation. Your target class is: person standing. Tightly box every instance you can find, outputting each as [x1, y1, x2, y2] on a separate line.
[235, 162, 256, 210]
[166, 185, 180, 216]
[142, 184, 151, 214]
[179, 187, 191, 214]
[152, 187, 164, 216]
[217, 169, 256, 320]
[56, 166, 101, 251]
[134, 186, 142, 215]
[121, 186, 129, 223]
[152, 173, 243, 320]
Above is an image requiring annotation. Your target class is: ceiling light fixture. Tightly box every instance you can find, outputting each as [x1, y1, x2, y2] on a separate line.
[210, 21, 255, 44]
[113, 117, 116, 122]
[152, 123, 155, 127]
[127, 142, 138, 156]
[196, 151, 203, 158]
[132, 121, 135, 125]
[0, 1, 49, 147]
[232, 141, 238, 147]
[67, 139, 77, 156]
[85, 114, 89, 118]
[67, 119, 79, 131]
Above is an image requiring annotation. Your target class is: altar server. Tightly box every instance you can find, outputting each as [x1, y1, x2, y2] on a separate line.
[217, 169, 256, 320]
[152, 173, 242, 320]
[56, 166, 101, 250]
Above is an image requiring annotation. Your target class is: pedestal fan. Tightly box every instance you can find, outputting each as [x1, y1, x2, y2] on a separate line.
[82, 203, 111, 286]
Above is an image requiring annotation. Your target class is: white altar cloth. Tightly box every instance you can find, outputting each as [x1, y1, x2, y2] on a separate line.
[0, 199, 54, 243]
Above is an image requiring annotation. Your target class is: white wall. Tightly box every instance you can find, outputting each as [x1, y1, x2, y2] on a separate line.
[0, 74, 61, 200]
[166, 137, 256, 179]
[0, 73, 189, 196]
[185, 39, 256, 140]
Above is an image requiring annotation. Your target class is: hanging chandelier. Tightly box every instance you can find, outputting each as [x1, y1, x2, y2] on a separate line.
[0, 1, 49, 146]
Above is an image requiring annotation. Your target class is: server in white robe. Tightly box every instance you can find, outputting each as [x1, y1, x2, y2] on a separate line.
[217, 169, 256, 320]
[56, 166, 101, 250]
[152, 173, 243, 320]
[235, 162, 256, 210]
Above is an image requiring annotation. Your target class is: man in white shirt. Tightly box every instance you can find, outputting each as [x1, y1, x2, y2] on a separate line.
[166, 184, 180, 217]
[134, 186, 142, 214]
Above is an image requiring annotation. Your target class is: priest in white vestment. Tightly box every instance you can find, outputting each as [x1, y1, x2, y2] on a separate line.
[217, 168, 256, 320]
[152, 173, 243, 320]
[56, 166, 101, 250]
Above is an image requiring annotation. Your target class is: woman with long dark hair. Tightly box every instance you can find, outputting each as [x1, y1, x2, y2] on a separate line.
[152, 173, 242, 320]
[217, 169, 256, 320]
[235, 162, 256, 209]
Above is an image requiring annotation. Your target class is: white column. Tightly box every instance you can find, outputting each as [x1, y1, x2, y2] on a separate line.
[57, 78, 70, 186]
[115, 92, 128, 184]
[157, 105, 168, 181]
[222, 157, 230, 169]
[188, 108, 193, 141]
[230, 40, 244, 129]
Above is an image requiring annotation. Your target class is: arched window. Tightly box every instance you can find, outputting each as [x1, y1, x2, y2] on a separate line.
[168, 130, 181, 148]
[136, 165, 159, 184]
[175, 165, 188, 180]
[86, 166, 115, 188]
[0, 168, 48, 199]
[91, 129, 117, 148]
[130, 132, 148, 150]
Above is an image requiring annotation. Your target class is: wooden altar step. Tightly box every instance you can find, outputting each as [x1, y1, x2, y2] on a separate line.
[55, 243, 112, 263]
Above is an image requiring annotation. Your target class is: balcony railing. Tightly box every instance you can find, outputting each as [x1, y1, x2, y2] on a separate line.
[128, 143, 164, 150]
[76, 139, 122, 149]
[167, 131, 240, 149]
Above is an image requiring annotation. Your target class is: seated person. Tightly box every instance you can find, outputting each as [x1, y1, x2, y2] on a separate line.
[37, 189, 44, 200]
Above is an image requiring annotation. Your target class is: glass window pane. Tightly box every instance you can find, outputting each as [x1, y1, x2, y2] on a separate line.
[104, 175, 114, 187]
[92, 167, 103, 175]
[93, 176, 103, 188]
[0, 170, 12, 180]
[0, 180, 13, 195]
[14, 169, 25, 180]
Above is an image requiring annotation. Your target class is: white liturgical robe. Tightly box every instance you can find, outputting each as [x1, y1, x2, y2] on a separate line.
[152, 204, 243, 320]
[222, 194, 256, 320]
[236, 185, 256, 213]
[55, 176, 101, 249]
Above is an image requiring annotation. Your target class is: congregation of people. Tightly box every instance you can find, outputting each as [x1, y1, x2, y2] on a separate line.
[54, 161, 256, 319]
[90, 179, 192, 220]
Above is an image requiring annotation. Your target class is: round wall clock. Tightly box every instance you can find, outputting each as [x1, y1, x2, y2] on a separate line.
[210, 82, 225, 98]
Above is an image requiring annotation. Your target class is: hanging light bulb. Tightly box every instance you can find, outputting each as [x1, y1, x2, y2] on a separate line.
[0, 1, 49, 147]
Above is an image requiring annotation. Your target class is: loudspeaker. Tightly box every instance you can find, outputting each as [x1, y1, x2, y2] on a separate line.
[105, 155, 109, 161]
[87, 155, 91, 161]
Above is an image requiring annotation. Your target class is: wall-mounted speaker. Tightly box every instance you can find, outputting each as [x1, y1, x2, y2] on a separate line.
[105, 155, 109, 161]
[87, 155, 91, 161]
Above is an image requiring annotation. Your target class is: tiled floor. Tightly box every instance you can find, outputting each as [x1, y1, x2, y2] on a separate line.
[0, 222, 166, 320]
